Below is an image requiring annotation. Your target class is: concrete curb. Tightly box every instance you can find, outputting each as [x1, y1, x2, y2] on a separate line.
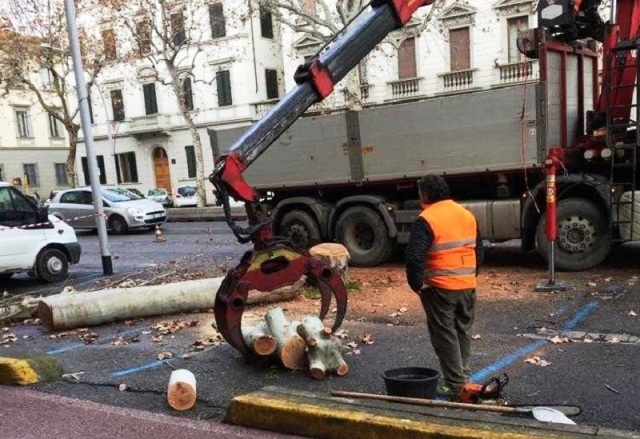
[0, 355, 63, 385]
[225, 386, 640, 439]
[166, 206, 246, 222]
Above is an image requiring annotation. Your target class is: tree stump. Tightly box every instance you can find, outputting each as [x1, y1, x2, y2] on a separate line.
[309, 243, 350, 286]
[296, 316, 348, 380]
[265, 307, 308, 370]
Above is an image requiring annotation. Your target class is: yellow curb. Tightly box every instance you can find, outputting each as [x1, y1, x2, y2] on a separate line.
[0, 356, 63, 385]
[226, 392, 574, 439]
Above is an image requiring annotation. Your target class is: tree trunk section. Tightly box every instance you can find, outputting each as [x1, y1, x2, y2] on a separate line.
[167, 369, 197, 411]
[309, 243, 350, 286]
[265, 308, 308, 370]
[241, 321, 277, 356]
[297, 316, 348, 380]
[36, 277, 298, 331]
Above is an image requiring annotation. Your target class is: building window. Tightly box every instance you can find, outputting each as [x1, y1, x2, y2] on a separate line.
[182, 77, 194, 110]
[216, 70, 233, 107]
[49, 113, 62, 138]
[209, 3, 226, 39]
[143, 83, 158, 115]
[116, 152, 138, 183]
[449, 27, 471, 71]
[398, 37, 416, 79]
[55, 163, 68, 185]
[81, 156, 107, 185]
[507, 16, 528, 63]
[260, 7, 274, 39]
[23, 164, 40, 187]
[171, 11, 186, 46]
[265, 69, 279, 99]
[88, 92, 94, 124]
[137, 20, 152, 55]
[185, 145, 196, 178]
[0, 164, 4, 182]
[102, 29, 117, 61]
[111, 89, 125, 121]
[15, 110, 32, 138]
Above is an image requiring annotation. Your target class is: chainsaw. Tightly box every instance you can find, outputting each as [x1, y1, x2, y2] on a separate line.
[459, 373, 509, 405]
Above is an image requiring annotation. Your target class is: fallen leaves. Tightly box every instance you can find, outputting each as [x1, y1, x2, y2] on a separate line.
[157, 352, 173, 360]
[334, 329, 349, 340]
[111, 334, 140, 346]
[548, 335, 569, 344]
[118, 383, 128, 391]
[151, 319, 199, 335]
[524, 356, 552, 367]
[189, 336, 223, 351]
[471, 334, 482, 340]
[629, 310, 638, 317]
[389, 304, 409, 318]
[360, 333, 374, 345]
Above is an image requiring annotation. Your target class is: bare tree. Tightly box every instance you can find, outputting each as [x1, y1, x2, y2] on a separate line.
[0, 0, 107, 187]
[98, 0, 246, 207]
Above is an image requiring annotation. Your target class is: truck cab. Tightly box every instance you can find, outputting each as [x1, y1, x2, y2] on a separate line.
[0, 181, 81, 283]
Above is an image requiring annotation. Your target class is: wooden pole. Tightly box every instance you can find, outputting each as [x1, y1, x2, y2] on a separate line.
[329, 390, 532, 415]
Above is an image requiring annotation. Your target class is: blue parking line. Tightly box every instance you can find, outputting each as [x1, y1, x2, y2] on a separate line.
[46, 328, 145, 355]
[112, 360, 173, 378]
[470, 300, 599, 383]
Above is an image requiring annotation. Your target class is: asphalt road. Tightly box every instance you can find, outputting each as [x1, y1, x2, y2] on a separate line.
[3, 222, 640, 435]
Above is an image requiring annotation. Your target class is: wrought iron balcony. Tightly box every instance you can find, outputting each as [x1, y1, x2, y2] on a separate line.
[438, 69, 477, 93]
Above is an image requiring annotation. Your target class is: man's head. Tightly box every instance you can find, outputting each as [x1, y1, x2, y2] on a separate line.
[417, 175, 451, 205]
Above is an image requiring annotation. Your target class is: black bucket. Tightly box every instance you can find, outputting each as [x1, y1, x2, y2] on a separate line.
[382, 367, 439, 400]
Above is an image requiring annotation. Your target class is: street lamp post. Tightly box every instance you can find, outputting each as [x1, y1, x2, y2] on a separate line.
[63, 0, 113, 275]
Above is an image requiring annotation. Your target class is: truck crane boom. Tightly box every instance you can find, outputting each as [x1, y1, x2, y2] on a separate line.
[209, 0, 434, 356]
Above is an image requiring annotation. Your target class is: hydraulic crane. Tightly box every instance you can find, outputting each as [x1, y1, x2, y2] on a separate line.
[209, 0, 436, 356]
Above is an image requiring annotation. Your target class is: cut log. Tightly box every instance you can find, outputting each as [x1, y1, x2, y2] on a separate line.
[36, 277, 299, 331]
[297, 316, 348, 380]
[241, 322, 277, 356]
[309, 243, 350, 286]
[265, 308, 308, 370]
[167, 369, 197, 411]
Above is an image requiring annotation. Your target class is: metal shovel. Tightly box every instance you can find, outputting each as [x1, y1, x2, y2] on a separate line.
[330, 390, 578, 424]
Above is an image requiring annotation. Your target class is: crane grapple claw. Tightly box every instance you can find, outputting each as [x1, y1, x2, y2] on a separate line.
[213, 241, 348, 356]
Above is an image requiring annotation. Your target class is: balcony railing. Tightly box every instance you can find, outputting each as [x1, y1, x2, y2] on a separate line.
[438, 69, 476, 93]
[342, 84, 372, 105]
[129, 114, 172, 136]
[498, 60, 538, 84]
[388, 78, 421, 100]
[253, 98, 280, 119]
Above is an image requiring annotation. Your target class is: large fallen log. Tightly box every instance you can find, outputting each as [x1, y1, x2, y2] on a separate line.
[37, 277, 300, 331]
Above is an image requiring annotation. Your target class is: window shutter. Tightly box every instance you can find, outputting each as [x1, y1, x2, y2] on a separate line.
[171, 12, 186, 46]
[216, 70, 232, 106]
[265, 69, 279, 99]
[111, 89, 125, 121]
[81, 157, 90, 186]
[260, 7, 274, 39]
[183, 77, 194, 110]
[143, 83, 158, 115]
[209, 3, 226, 39]
[398, 37, 417, 79]
[114, 156, 122, 184]
[449, 27, 470, 71]
[185, 145, 196, 178]
[129, 153, 138, 183]
[97, 155, 106, 184]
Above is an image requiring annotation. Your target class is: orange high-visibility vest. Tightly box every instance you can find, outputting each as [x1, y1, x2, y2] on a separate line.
[419, 199, 478, 290]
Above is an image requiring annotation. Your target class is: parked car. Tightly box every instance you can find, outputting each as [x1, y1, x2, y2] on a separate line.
[147, 188, 173, 207]
[48, 186, 167, 235]
[0, 182, 81, 282]
[173, 185, 198, 208]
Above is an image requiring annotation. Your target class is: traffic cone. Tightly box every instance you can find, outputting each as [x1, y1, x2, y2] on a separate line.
[154, 224, 166, 243]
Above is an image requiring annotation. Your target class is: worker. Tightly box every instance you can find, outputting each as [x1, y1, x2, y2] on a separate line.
[405, 174, 484, 399]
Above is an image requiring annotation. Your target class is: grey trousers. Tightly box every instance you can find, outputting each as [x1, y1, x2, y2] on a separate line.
[419, 286, 476, 388]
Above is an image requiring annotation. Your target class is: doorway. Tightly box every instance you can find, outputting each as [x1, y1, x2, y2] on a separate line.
[153, 147, 172, 193]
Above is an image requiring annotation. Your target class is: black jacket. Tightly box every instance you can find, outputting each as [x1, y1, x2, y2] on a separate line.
[405, 216, 484, 293]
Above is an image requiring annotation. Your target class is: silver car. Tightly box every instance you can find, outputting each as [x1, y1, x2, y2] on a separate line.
[48, 186, 167, 235]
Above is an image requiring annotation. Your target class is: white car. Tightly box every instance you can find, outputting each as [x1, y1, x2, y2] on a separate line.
[48, 186, 167, 235]
[173, 185, 198, 208]
[0, 182, 81, 282]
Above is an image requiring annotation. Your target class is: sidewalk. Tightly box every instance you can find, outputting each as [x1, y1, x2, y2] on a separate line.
[165, 206, 246, 222]
[0, 386, 304, 439]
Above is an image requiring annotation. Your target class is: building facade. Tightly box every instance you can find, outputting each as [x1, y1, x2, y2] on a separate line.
[80, 0, 538, 204]
[0, 72, 71, 198]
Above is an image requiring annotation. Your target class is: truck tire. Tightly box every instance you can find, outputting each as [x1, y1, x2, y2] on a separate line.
[108, 215, 128, 235]
[36, 248, 69, 283]
[335, 206, 394, 267]
[536, 198, 611, 271]
[279, 210, 321, 250]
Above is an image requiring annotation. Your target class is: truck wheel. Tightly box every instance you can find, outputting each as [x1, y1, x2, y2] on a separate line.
[536, 198, 611, 271]
[280, 210, 321, 250]
[36, 248, 69, 283]
[108, 215, 128, 235]
[335, 206, 394, 267]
